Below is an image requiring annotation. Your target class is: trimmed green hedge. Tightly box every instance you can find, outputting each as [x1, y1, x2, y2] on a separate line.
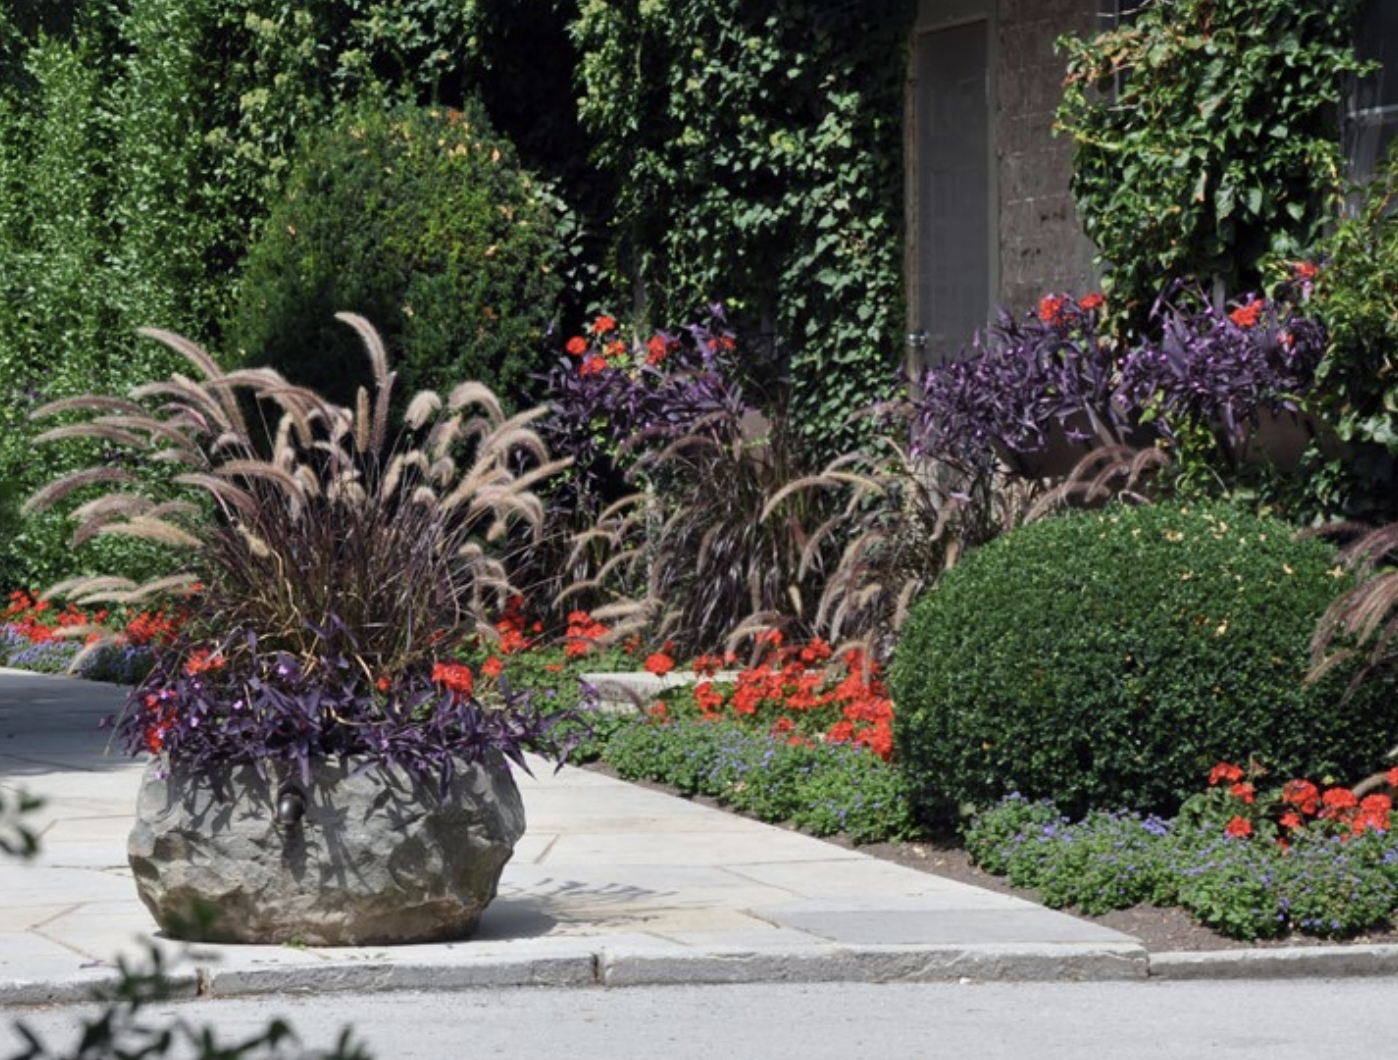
[890, 500, 1394, 824]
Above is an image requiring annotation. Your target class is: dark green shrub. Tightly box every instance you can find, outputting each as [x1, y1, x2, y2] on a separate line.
[890, 500, 1394, 825]
[229, 97, 566, 411]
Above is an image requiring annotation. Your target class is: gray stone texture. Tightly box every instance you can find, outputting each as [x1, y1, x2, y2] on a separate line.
[994, 0, 1101, 310]
[128, 757, 524, 946]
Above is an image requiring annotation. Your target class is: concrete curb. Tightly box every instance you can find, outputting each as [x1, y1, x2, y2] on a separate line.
[11, 942, 1398, 1007]
[1148, 943, 1398, 980]
[0, 971, 200, 1008]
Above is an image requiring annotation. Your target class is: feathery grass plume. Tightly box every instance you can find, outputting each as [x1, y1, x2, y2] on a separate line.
[32, 422, 147, 449]
[561, 397, 835, 659]
[1025, 444, 1171, 522]
[68, 494, 157, 545]
[335, 312, 395, 456]
[1308, 520, 1398, 695]
[28, 316, 565, 704]
[405, 391, 443, 430]
[22, 468, 139, 515]
[747, 412, 1037, 659]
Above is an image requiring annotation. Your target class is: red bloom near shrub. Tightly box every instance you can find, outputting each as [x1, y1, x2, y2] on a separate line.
[1281, 778, 1320, 816]
[673, 634, 895, 762]
[1205, 760, 1397, 843]
[1224, 816, 1253, 838]
[1208, 761, 1244, 786]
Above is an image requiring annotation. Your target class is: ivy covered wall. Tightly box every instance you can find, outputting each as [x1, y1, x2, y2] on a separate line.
[572, 0, 919, 450]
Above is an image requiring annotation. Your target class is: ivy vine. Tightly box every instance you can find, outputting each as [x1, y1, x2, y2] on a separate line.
[1056, 0, 1373, 332]
[571, 0, 916, 452]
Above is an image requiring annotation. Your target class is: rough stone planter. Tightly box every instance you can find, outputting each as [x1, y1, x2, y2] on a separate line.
[128, 755, 524, 946]
[1217, 406, 1342, 472]
[996, 410, 1160, 481]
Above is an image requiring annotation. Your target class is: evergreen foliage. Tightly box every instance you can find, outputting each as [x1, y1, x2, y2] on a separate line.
[571, 0, 916, 453]
[889, 500, 1394, 825]
[229, 99, 567, 410]
[1057, 0, 1370, 331]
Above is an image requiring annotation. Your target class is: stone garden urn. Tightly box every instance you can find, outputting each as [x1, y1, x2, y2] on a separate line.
[128, 756, 524, 946]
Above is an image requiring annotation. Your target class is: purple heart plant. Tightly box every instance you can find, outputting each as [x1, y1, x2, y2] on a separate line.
[1117, 286, 1325, 446]
[912, 286, 1325, 475]
[25, 314, 585, 793]
[910, 292, 1133, 472]
[537, 305, 747, 519]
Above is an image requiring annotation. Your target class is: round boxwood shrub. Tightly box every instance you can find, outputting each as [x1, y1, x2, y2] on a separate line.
[229, 96, 566, 410]
[889, 499, 1395, 825]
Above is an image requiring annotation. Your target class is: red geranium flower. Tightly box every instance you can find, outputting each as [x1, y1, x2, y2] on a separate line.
[1038, 293, 1067, 327]
[643, 652, 675, 677]
[1208, 761, 1244, 786]
[565, 335, 588, 356]
[1224, 816, 1253, 839]
[1229, 299, 1263, 328]
[431, 662, 474, 702]
[1321, 787, 1359, 814]
[1281, 778, 1320, 816]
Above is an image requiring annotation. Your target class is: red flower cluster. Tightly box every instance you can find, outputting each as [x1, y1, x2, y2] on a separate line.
[1207, 760, 1398, 844]
[1037, 292, 1103, 329]
[679, 635, 895, 761]
[4, 588, 183, 649]
[1038, 294, 1067, 327]
[431, 662, 475, 702]
[564, 610, 609, 658]
[4, 591, 96, 644]
[183, 649, 225, 676]
[1228, 299, 1264, 329]
[495, 595, 538, 655]
[563, 314, 679, 377]
[643, 651, 675, 677]
[140, 687, 178, 754]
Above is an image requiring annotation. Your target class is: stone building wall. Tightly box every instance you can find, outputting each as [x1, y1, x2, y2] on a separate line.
[993, 0, 1102, 310]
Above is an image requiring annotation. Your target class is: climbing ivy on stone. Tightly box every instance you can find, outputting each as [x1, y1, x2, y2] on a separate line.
[1056, 0, 1372, 332]
[571, 0, 916, 453]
